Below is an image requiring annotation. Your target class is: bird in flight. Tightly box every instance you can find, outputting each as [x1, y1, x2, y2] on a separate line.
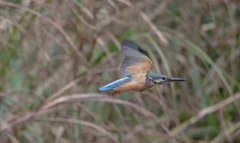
[99, 39, 187, 95]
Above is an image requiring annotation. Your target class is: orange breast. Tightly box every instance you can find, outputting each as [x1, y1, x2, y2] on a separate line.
[112, 81, 145, 92]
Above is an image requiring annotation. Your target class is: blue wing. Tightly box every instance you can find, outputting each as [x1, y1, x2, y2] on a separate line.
[99, 77, 131, 91]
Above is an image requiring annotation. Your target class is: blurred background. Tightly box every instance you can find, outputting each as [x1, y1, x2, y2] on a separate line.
[0, 0, 240, 143]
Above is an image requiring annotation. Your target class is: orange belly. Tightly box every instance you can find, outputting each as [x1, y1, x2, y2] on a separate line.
[112, 81, 145, 92]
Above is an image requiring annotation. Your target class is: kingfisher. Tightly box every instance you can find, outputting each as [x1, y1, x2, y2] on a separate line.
[99, 39, 187, 95]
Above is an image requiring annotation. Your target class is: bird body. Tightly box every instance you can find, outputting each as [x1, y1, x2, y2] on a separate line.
[99, 40, 187, 95]
[100, 76, 154, 92]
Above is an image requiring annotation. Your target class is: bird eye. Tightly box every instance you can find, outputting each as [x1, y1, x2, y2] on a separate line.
[162, 77, 170, 80]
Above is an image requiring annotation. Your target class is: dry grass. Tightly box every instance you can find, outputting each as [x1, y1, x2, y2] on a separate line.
[0, 0, 240, 142]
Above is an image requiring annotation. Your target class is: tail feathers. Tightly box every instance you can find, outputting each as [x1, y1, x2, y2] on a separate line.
[99, 84, 115, 91]
[99, 77, 131, 91]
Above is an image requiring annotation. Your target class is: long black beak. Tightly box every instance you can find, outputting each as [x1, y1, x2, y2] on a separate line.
[168, 77, 187, 82]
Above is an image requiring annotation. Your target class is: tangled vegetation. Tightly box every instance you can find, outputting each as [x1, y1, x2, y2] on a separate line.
[0, 0, 240, 142]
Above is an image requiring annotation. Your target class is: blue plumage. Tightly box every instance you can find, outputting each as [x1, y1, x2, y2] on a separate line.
[99, 77, 131, 91]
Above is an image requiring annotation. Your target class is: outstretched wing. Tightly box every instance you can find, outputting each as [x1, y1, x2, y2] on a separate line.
[120, 40, 153, 77]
